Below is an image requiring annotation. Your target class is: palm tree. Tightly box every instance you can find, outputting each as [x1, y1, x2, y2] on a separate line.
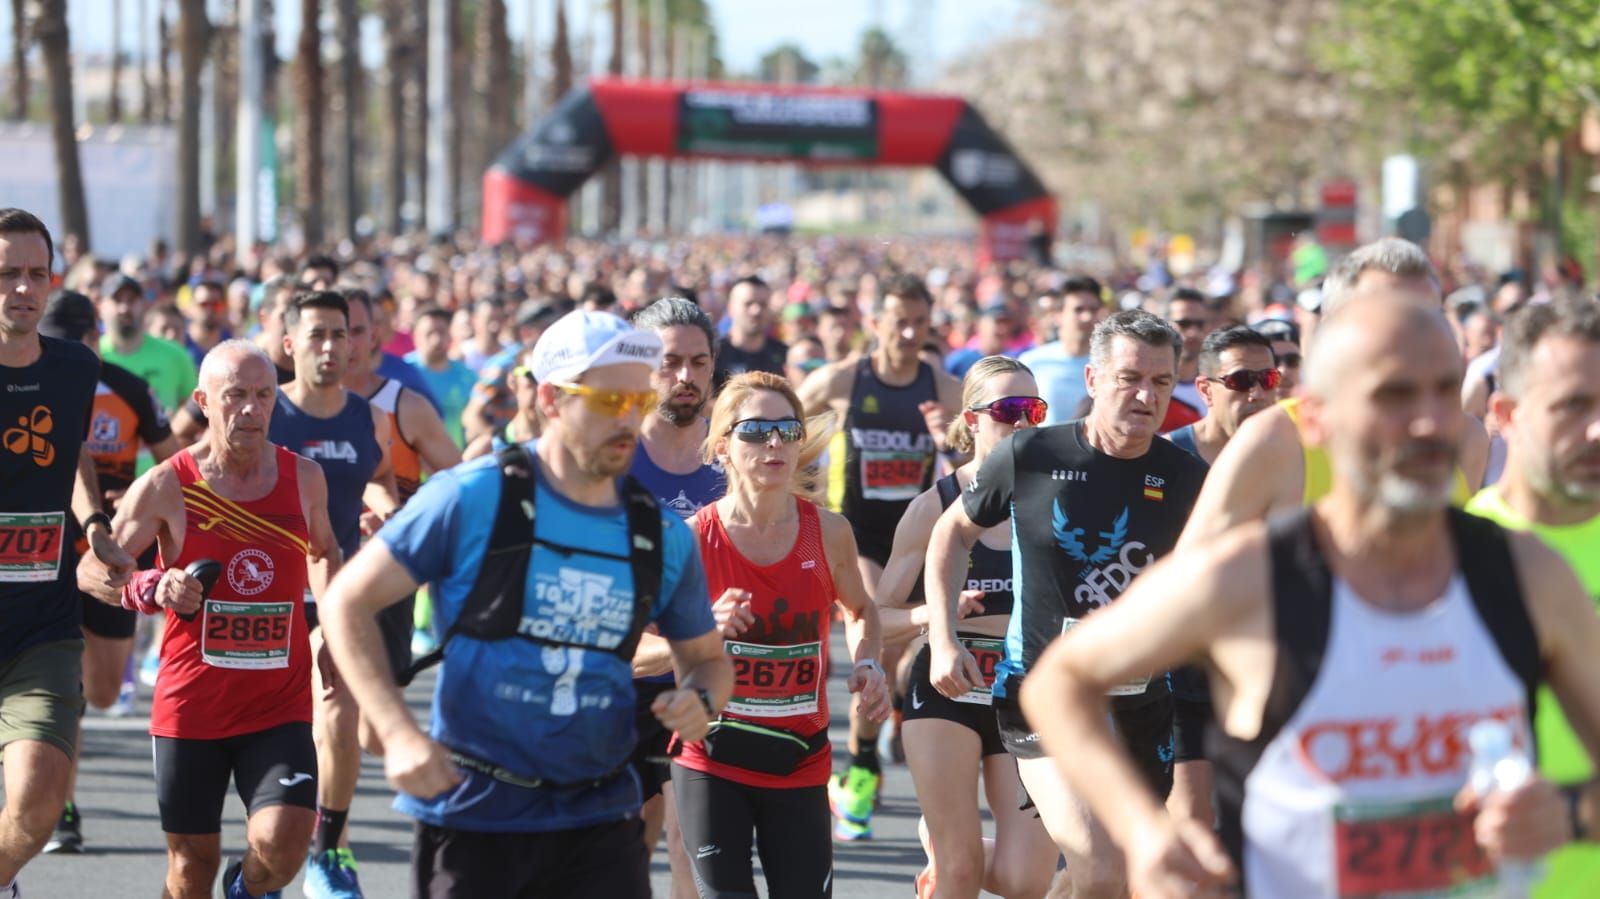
[158, 0, 172, 123]
[176, 0, 210, 253]
[601, 0, 620, 230]
[10, 0, 27, 120]
[335, 0, 358, 241]
[138, 0, 152, 122]
[550, 0, 571, 103]
[381, 0, 409, 233]
[31, 0, 89, 247]
[295, 0, 324, 246]
[474, 0, 511, 156]
[109, 0, 124, 121]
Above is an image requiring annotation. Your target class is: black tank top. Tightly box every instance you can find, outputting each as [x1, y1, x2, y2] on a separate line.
[936, 473, 1015, 620]
[834, 357, 938, 529]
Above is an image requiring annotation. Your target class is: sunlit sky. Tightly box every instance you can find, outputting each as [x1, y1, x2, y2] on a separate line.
[6, 0, 1030, 86]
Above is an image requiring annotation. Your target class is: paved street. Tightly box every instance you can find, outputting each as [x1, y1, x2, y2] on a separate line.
[12, 626, 964, 897]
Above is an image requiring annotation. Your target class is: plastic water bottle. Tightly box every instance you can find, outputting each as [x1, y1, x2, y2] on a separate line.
[1467, 719, 1543, 897]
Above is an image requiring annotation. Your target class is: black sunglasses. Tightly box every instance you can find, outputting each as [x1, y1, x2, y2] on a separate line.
[1211, 368, 1282, 393]
[730, 417, 805, 444]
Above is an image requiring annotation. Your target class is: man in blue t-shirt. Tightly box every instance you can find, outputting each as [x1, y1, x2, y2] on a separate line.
[404, 306, 477, 448]
[624, 297, 727, 895]
[1019, 276, 1106, 425]
[321, 310, 732, 899]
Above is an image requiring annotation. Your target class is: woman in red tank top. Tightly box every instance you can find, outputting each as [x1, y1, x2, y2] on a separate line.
[673, 372, 890, 899]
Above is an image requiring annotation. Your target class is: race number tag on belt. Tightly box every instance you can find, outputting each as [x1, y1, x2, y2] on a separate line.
[861, 451, 926, 502]
[726, 640, 822, 718]
[201, 600, 293, 670]
[1062, 618, 1150, 696]
[1333, 796, 1493, 897]
[953, 635, 1004, 706]
[0, 511, 65, 583]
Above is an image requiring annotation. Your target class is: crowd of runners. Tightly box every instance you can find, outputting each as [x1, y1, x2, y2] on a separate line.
[1, 206, 1599, 899]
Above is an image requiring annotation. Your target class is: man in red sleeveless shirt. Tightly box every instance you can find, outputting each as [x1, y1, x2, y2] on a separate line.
[79, 339, 341, 899]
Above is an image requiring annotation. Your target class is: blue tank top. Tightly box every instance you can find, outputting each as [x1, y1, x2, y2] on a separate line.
[269, 389, 382, 558]
[628, 442, 725, 522]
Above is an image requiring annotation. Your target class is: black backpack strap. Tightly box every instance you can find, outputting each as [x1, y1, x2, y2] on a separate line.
[614, 476, 663, 661]
[1448, 508, 1542, 726]
[935, 473, 961, 509]
[398, 442, 537, 686]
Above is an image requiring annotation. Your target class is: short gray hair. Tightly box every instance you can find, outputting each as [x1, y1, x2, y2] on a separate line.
[1498, 299, 1600, 399]
[1322, 238, 1437, 312]
[198, 338, 275, 393]
[631, 296, 716, 356]
[1089, 309, 1181, 372]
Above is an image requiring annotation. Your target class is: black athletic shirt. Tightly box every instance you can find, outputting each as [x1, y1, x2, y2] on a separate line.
[713, 335, 788, 388]
[0, 336, 99, 661]
[936, 473, 1014, 620]
[833, 357, 938, 541]
[963, 419, 1206, 707]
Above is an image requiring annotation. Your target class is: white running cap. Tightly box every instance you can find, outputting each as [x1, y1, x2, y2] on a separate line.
[528, 309, 664, 384]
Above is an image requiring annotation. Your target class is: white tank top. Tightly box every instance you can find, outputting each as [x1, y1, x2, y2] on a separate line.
[1240, 575, 1529, 897]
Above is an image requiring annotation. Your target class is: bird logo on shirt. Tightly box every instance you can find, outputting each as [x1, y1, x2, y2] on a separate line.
[1053, 501, 1128, 566]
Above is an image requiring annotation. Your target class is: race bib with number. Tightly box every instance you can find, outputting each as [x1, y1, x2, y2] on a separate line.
[201, 600, 293, 670]
[1333, 796, 1494, 897]
[861, 451, 927, 502]
[1063, 617, 1150, 696]
[0, 511, 64, 583]
[726, 640, 822, 718]
[953, 635, 1004, 706]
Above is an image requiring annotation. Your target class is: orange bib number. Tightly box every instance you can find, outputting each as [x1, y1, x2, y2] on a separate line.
[0, 512, 64, 583]
[953, 636, 1004, 706]
[201, 600, 293, 670]
[727, 640, 821, 718]
[1334, 797, 1493, 897]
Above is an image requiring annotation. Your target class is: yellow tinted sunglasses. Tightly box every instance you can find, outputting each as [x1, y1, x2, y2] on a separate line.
[549, 381, 657, 417]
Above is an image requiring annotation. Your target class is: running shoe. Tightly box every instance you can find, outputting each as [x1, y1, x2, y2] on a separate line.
[828, 765, 880, 828]
[914, 865, 936, 899]
[302, 848, 363, 899]
[42, 801, 82, 854]
[138, 650, 160, 688]
[217, 857, 282, 898]
[410, 628, 437, 656]
[833, 816, 872, 842]
[108, 677, 138, 718]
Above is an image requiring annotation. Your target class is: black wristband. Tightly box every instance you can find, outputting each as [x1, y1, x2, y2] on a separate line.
[695, 687, 717, 719]
[81, 511, 111, 534]
[1566, 783, 1590, 841]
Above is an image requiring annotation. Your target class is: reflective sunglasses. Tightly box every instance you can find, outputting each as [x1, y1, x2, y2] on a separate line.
[1211, 368, 1282, 393]
[549, 381, 657, 416]
[969, 395, 1048, 426]
[730, 417, 805, 444]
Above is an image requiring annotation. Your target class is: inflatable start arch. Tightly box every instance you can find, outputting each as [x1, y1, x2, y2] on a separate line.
[482, 78, 1057, 261]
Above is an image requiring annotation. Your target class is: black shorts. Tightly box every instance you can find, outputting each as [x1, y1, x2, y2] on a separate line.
[152, 720, 318, 834]
[851, 523, 893, 568]
[995, 690, 1174, 800]
[411, 818, 649, 899]
[80, 596, 136, 639]
[378, 593, 416, 684]
[901, 643, 1005, 757]
[1169, 665, 1212, 764]
[630, 679, 674, 802]
[671, 764, 832, 899]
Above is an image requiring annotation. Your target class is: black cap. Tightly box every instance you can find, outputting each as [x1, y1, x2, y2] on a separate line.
[39, 290, 99, 342]
[102, 272, 142, 299]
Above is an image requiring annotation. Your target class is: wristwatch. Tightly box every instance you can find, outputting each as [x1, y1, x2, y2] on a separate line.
[694, 687, 718, 719]
[853, 658, 885, 678]
[81, 511, 112, 534]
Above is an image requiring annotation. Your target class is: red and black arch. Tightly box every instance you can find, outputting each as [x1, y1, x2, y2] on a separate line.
[482, 78, 1057, 262]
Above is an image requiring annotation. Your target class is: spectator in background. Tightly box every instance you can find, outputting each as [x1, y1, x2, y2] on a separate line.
[462, 302, 563, 445]
[1031, 288, 1063, 345]
[300, 253, 339, 289]
[96, 273, 197, 419]
[944, 302, 1020, 378]
[145, 304, 186, 346]
[458, 296, 509, 373]
[1019, 275, 1105, 425]
[405, 306, 477, 448]
[785, 336, 827, 389]
[817, 305, 856, 362]
[1159, 286, 1212, 432]
[580, 283, 620, 313]
[183, 279, 232, 367]
[1458, 303, 1501, 364]
[779, 302, 818, 347]
[713, 275, 787, 387]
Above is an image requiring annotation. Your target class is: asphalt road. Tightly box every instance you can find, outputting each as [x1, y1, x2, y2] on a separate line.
[12, 627, 976, 898]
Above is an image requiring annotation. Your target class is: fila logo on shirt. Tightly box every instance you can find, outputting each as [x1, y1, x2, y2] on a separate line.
[301, 440, 358, 463]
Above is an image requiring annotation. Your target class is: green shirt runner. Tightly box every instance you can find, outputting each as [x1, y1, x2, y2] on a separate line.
[99, 333, 198, 474]
[1466, 486, 1600, 899]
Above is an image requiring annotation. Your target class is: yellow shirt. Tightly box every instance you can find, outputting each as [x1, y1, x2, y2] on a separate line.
[1280, 397, 1471, 505]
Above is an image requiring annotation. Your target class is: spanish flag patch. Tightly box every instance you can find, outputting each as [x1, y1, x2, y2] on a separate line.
[1143, 486, 1164, 501]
